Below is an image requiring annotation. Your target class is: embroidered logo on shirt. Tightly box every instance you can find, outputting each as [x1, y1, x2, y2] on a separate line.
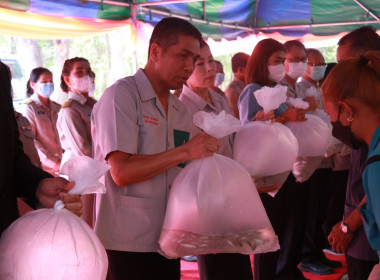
[143, 114, 159, 125]
[37, 110, 45, 115]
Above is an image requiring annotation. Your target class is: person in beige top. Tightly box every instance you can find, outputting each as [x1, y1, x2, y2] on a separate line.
[225, 52, 249, 119]
[20, 67, 63, 176]
[57, 57, 96, 227]
[179, 40, 253, 280]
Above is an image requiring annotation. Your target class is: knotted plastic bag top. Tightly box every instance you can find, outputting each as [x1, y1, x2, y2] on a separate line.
[253, 85, 288, 113]
[193, 110, 241, 139]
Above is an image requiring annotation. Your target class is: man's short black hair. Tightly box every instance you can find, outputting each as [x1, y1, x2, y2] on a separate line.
[148, 17, 203, 58]
[338, 26, 380, 52]
[284, 40, 306, 54]
[231, 52, 249, 73]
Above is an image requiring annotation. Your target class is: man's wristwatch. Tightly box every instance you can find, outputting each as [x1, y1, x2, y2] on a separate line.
[341, 221, 353, 234]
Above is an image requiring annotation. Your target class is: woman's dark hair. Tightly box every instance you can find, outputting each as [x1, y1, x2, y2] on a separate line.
[60, 57, 90, 93]
[26, 67, 52, 98]
[0, 61, 12, 111]
[245, 38, 284, 85]
[320, 62, 337, 86]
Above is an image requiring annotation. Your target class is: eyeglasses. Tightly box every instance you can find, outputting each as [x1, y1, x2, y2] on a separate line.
[307, 62, 327, 67]
[286, 57, 307, 63]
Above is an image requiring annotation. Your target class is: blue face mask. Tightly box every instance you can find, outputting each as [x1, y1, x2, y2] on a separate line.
[37, 82, 54, 98]
[214, 73, 225, 86]
[309, 65, 327, 81]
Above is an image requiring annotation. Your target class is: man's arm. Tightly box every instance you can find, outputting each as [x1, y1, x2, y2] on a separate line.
[108, 132, 217, 187]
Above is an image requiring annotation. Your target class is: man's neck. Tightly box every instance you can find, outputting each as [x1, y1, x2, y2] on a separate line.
[285, 74, 297, 89]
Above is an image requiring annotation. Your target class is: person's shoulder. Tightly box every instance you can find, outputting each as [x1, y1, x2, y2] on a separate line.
[62, 99, 72, 108]
[23, 98, 33, 105]
[104, 76, 138, 98]
[243, 83, 262, 93]
[50, 100, 62, 109]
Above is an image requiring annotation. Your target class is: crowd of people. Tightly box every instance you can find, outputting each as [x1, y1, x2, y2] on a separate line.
[2, 16, 380, 280]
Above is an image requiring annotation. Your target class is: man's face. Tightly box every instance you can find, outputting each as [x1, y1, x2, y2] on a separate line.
[305, 52, 325, 76]
[155, 34, 201, 90]
[285, 46, 307, 73]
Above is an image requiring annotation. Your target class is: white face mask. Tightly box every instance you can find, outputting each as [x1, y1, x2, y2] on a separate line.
[36, 82, 54, 98]
[308, 65, 327, 81]
[287, 62, 307, 79]
[89, 83, 96, 97]
[214, 73, 225, 86]
[268, 64, 285, 83]
[69, 75, 92, 94]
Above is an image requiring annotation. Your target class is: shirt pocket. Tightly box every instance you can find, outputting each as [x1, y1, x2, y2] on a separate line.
[111, 194, 162, 246]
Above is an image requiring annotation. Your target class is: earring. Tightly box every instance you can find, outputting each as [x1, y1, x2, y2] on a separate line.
[347, 117, 353, 122]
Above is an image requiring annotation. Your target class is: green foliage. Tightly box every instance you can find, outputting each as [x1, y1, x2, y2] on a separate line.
[317, 45, 338, 63]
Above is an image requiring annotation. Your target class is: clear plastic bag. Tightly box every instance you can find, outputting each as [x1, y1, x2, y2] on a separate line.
[0, 156, 110, 280]
[158, 111, 279, 258]
[233, 121, 298, 193]
[0, 208, 108, 280]
[158, 154, 279, 258]
[285, 114, 331, 182]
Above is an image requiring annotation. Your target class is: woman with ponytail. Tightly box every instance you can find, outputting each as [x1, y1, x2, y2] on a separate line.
[57, 57, 96, 228]
[322, 51, 380, 279]
[20, 67, 62, 176]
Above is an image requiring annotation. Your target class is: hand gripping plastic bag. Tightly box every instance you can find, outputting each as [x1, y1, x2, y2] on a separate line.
[285, 114, 331, 182]
[234, 86, 298, 195]
[233, 121, 298, 194]
[158, 111, 279, 258]
[0, 156, 110, 280]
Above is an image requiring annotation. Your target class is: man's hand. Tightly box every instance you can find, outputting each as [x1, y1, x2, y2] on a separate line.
[185, 132, 218, 160]
[36, 177, 83, 217]
[328, 222, 354, 253]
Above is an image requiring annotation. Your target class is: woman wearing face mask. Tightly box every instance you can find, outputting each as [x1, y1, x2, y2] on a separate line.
[280, 40, 318, 112]
[322, 51, 380, 280]
[238, 38, 305, 125]
[57, 57, 96, 227]
[179, 39, 253, 280]
[238, 38, 309, 280]
[20, 67, 63, 176]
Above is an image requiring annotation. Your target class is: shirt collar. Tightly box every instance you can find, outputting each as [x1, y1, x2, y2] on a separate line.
[182, 85, 209, 111]
[68, 91, 88, 104]
[134, 68, 158, 102]
[31, 93, 51, 108]
[369, 126, 380, 153]
[232, 76, 245, 87]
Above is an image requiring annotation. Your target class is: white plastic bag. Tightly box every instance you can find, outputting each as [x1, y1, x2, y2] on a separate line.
[285, 114, 331, 182]
[158, 154, 279, 258]
[0, 208, 108, 280]
[60, 155, 110, 195]
[233, 121, 298, 194]
[0, 156, 110, 280]
[158, 111, 279, 258]
[253, 85, 288, 113]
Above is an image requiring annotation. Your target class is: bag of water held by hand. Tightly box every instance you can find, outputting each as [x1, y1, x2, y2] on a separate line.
[233, 86, 298, 195]
[285, 98, 331, 182]
[0, 156, 110, 280]
[158, 111, 279, 259]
